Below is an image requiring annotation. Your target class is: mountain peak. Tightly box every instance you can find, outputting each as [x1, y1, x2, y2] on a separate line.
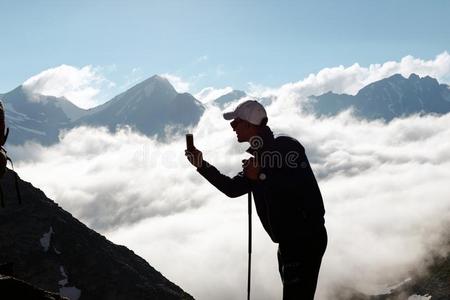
[139, 74, 176, 92]
[388, 73, 406, 81]
[408, 73, 420, 80]
[148, 74, 169, 83]
[115, 74, 178, 102]
[214, 90, 247, 107]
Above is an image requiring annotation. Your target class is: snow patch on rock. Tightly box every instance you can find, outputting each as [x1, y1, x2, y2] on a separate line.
[58, 266, 81, 300]
[408, 295, 432, 300]
[39, 227, 53, 252]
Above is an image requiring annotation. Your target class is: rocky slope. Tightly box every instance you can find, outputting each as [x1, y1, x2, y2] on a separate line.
[0, 274, 69, 300]
[0, 169, 194, 300]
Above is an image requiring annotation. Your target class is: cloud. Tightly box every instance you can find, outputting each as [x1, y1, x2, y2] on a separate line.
[12, 125, 209, 231]
[12, 53, 450, 300]
[13, 109, 450, 300]
[194, 86, 233, 103]
[22, 64, 115, 109]
[161, 73, 190, 93]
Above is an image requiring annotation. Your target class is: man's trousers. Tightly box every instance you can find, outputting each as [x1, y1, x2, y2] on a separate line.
[277, 225, 328, 300]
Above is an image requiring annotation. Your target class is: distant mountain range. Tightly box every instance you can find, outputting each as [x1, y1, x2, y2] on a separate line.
[307, 74, 450, 121]
[0, 75, 205, 145]
[1, 87, 85, 145]
[2, 73, 450, 145]
[213, 90, 247, 108]
[0, 169, 194, 300]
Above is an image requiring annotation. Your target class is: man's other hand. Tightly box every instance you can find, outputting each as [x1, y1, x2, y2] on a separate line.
[242, 157, 260, 180]
[185, 148, 203, 168]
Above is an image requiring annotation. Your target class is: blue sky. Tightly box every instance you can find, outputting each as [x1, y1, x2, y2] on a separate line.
[1, 0, 449, 95]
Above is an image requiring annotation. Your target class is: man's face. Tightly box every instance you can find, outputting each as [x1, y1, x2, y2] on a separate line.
[230, 118, 256, 142]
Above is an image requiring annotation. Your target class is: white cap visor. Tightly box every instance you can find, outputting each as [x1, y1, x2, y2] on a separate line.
[223, 112, 237, 120]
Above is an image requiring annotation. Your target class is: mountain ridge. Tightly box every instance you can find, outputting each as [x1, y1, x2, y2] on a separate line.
[0, 75, 205, 145]
[2, 73, 450, 145]
[307, 73, 450, 121]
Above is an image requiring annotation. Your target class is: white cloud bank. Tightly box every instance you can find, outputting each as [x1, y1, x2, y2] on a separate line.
[11, 53, 450, 300]
[22, 64, 115, 109]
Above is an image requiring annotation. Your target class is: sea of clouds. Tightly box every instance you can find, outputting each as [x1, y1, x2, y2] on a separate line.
[10, 52, 450, 300]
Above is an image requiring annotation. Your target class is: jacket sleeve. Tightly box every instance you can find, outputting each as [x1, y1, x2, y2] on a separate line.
[196, 160, 252, 198]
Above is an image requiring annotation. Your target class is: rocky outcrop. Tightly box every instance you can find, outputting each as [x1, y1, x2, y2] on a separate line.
[0, 169, 194, 300]
[0, 275, 68, 300]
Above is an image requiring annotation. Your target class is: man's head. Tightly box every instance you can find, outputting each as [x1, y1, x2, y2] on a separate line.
[223, 100, 268, 142]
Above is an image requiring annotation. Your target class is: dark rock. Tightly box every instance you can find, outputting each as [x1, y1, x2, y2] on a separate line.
[0, 169, 195, 300]
[0, 262, 14, 276]
[0, 275, 68, 300]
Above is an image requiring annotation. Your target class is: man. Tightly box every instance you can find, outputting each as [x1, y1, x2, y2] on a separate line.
[185, 100, 327, 300]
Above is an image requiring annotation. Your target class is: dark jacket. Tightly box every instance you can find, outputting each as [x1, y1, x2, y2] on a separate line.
[197, 126, 325, 243]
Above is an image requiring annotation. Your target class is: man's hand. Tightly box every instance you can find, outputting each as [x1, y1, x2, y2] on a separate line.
[242, 157, 260, 181]
[185, 147, 203, 168]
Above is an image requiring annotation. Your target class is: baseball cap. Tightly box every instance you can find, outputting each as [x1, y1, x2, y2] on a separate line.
[223, 100, 267, 125]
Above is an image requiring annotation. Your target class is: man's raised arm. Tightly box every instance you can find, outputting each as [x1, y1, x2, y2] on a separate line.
[185, 148, 251, 198]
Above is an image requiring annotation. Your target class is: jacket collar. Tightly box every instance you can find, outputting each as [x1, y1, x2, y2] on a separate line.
[245, 126, 275, 156]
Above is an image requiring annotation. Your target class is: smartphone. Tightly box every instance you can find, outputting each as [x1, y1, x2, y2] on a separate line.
[186, 133, 194, 151]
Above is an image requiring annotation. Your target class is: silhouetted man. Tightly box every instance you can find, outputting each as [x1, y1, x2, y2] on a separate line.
[185, 100, 327, 300]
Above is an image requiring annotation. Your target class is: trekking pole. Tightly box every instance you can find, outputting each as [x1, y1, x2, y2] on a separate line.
[247, 191, 252, 300]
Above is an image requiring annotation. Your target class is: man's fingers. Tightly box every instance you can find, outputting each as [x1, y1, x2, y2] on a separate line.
[242, 158, 255, 166]
[185, 149, 198, 155]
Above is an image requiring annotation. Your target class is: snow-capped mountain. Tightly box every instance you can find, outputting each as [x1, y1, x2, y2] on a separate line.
[1, 75, 205, 145]
[74, 75, 204, 138]
[213, 90, 247, 108]
[3, 73, 450, 145]
[211, 90, 275, 110]
[0, 169, 194, 300]
[0, 86, 87, 145]
[307, 73, 450, 121]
